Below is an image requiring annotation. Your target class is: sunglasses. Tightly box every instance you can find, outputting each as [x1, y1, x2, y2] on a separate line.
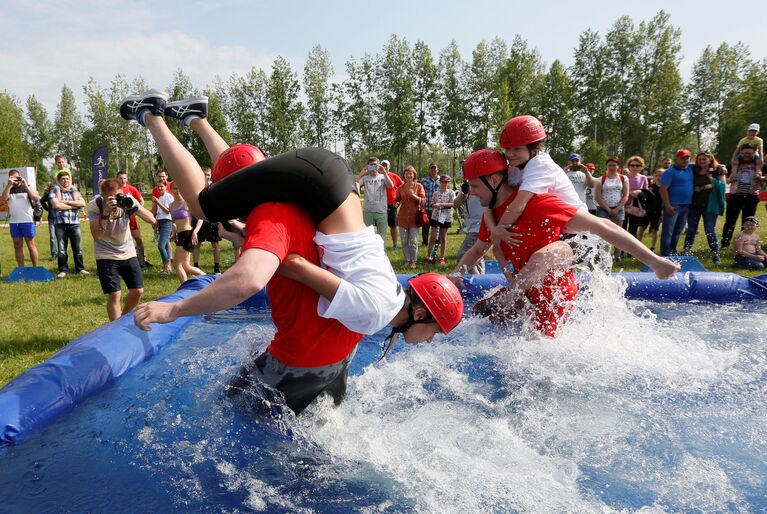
[629, 164, 642, 168]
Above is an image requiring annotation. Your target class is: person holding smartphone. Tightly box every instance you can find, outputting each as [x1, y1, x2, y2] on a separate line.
[2, 170, 40, 267]
[357, 157, 394, 244]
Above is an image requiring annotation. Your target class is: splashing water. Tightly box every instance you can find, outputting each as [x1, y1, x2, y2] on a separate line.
[1, 259, 766, 512]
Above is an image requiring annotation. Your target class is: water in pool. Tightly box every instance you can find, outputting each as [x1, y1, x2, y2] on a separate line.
[1, 273, 766, 512]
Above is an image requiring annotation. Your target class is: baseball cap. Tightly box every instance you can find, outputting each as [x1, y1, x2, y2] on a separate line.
[429, 162, 438, 168]
[568, 153, 581, 161]
[439, 175, 450, 182]
[745, 216, 760, 226]
[748, 123, 760, 132]
[585, 162, 596, 171]
[381, 159, 390, 166]
[676, 149, 692, 158]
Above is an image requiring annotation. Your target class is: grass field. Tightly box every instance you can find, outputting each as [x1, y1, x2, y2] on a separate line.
[1, 206, 766, 387]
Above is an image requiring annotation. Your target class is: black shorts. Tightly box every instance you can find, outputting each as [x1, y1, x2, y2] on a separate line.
[195, 219, 221, 243]
[96, 257, 143, 294]
[429, 219, 452, 229]
[199, 148, 356, 225]
[387, 204, 398, 227]
[176, 230, 196, 252]
[226, 349, 355, 416]
[641, 211, 661, 230]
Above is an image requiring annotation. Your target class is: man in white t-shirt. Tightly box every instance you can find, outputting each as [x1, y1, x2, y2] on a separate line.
[357, 156, 394, 244]
[563, 152, 595, 205]
[1, 169, 40, 267]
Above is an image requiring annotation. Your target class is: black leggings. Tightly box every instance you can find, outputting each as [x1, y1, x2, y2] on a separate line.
[198, 147, 356, 224]
[721, 193, 759, 247]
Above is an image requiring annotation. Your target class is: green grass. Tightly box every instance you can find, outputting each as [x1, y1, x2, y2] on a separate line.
[1, 210, 766, 386]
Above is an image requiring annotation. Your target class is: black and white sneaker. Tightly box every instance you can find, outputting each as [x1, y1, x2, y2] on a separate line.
[165, 96, 208, 127]
[119, 89, 169, 125]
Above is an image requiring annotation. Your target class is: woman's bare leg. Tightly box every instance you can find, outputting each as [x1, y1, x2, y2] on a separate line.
[144, 114, 207, 219]
[189, 118, 229, 162]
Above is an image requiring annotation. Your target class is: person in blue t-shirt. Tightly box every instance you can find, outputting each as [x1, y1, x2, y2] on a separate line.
[658, 149, 694, 256]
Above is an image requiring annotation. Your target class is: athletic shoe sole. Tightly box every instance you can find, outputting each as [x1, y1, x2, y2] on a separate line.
[165, 96, 208, 126]
[119, 89, 169, 125]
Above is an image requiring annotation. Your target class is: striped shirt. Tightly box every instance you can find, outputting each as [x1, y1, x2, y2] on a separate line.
[49, 186, 82, 225]
[421, 176, 440, 210]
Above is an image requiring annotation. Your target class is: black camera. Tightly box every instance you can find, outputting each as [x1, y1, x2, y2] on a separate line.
[114, 193, 134, 210]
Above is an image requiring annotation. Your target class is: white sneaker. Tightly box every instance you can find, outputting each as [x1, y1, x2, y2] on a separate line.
[57, 271, 66, 278]
[78, 269, 90, 276]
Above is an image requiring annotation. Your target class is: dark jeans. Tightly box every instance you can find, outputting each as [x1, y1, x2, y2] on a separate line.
[734, 254, 765, 270]
[660, 204, 689, 256]
[47, 217, 58, 259]
[721, 193, 759, 248]
[683, 205, 719, 257]
[55, 223, 84, 273]
[421, 209, 432, 245]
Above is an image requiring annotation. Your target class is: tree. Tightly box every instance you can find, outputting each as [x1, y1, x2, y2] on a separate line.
[378, 35, 416, 169]
[226, 67, 269, 146]
[24, 95, 54, 188]
[343, 54, 382, 156]
[264, 56, 304, 155]
[0, 93, 28, 169]
[538, 60, 577, 163]
[53, 85, 83, 178]
[497, 35, 545, 127]
[572, 30, 612, 149]
[303, 45, 334, 148]
[465, 39, 507, 150]
[411, 40, 439, 172]
[437, 41, 469, 177]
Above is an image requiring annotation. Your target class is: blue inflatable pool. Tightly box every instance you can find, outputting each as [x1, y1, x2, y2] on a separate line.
[1, 271, 766, 511]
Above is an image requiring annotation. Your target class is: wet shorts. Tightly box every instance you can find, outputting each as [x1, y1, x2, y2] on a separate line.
[9, 222, 36, 239]
[176, 229, 196, 252]
[199, 147, 356, 225]
[96, 257, 143, 294]
[226, 348, 356, 416]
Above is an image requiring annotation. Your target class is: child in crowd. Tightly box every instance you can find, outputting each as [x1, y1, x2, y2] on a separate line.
[732, 216, 766, 270]
[730, 123, 764, 178]
[426, 175, 457, 265]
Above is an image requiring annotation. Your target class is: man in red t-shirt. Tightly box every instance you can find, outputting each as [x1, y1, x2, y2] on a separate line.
[151, 169, 173, 199]
[135, 202, 364, 414]
[117, 170, 149, 268]
[382, 160, 404, 249]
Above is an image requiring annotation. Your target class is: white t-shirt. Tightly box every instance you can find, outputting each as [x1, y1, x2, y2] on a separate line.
[314, 226, 406, 335]
[599, 175, 627, 208]
[566, 170, 588, 205]
[155, 192, 174, 221]
[7, 186, 34, 223]
[430, 189, 457, 223]
[508, 153, 587, 211]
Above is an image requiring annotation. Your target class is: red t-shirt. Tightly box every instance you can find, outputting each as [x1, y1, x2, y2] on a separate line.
[152, 181, 173, 198]
[386, 172, 404, 205]
[478, 189, 579, 337]
[242, 203, 363, 367]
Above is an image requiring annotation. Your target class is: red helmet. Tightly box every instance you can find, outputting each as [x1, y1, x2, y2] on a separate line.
[462, 149, 508, 180]
[213, 144, 266, 182]
[499, 115, 546, 148]
[408, 273, 464, 334]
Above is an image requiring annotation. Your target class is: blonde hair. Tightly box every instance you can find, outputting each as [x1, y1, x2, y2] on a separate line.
[403, 165, 417, 180]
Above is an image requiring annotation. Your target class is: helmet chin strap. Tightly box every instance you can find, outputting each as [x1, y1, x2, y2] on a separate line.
[379, 295, 434, 361]
[479, 175, 504, 208]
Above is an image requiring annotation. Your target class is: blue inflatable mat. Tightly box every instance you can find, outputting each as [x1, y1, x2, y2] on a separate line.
[0, 275, 215, 446]
[4, 266, 56, 283]
[640, 255, 707, 273]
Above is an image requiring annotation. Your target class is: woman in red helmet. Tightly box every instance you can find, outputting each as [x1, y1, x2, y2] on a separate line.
[454, 148, 680, 336]
[122, 90, 464, 414]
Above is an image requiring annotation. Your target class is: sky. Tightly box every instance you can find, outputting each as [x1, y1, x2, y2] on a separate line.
[2, 0, 765, 115]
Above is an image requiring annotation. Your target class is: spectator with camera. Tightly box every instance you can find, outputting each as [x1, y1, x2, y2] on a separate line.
[49, 169, 88, 277]
[116, 170, 150, 269]
[88, 178, 156, 320]
[2, 169, 40, 267]
[357, 157, 394, 244]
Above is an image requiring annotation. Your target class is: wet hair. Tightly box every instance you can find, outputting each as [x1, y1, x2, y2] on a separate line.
[606, 156, 622, 166]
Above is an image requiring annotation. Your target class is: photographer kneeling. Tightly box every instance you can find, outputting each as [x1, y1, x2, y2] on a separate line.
[88, 179, 156, 320]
